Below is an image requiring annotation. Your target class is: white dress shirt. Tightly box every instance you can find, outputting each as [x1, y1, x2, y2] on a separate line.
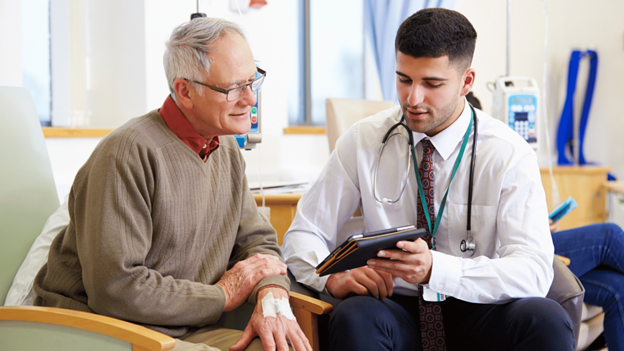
[282, 99, 554, 303]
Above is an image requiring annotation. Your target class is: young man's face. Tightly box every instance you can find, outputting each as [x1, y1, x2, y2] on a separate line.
[186, 32, 257, 139]
[395, 53, 474, 136]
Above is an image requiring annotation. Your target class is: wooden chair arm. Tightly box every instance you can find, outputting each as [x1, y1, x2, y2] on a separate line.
[289, 292, 333, 351]
[603, 180, 624, 195]
[289, 291, 333, 315]
[0, 295, 330, 351]
[0, 306, 175, 351]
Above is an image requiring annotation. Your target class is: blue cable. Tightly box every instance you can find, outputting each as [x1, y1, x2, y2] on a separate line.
[556, 50, 581, 165]
[556, 50, 598, 166]
[578, 50, 598, 165]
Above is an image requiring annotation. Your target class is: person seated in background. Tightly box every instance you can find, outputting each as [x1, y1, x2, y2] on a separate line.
[551, 221, 624, 350]
[469, 83, 623, 349]
[33, 17, 310, 351]
[283, 8, 574, 351]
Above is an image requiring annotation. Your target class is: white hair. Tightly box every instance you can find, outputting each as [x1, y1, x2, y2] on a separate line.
[164, 18, 246, 101]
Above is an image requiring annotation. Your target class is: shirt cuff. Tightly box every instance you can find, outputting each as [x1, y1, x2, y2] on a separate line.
[426, 250, 462, 297]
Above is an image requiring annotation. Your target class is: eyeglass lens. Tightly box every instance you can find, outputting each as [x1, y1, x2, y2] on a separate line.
[227, 73, 265, 101]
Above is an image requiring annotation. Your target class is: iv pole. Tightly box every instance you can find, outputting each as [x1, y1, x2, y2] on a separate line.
[506, 0, 511, 76]
[191, 0, 206, 20]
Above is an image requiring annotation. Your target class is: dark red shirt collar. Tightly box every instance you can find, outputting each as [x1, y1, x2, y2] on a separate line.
[158, 95, 219, 161]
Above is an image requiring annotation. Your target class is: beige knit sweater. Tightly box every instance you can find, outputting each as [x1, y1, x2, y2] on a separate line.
[34, 110, 289, 337]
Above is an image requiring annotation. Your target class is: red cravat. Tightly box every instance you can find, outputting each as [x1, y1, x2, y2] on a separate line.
[416, 139, 446, 351]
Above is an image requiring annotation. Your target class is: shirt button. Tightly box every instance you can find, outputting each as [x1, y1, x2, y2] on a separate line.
[203, 144, 207, 149]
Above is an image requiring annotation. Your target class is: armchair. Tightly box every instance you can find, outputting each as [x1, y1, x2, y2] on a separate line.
[325, 98, 397, 153]
[0, 86, 331, 351]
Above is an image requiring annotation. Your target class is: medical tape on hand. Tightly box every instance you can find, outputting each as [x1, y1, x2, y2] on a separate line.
[261, 292, 296, 320]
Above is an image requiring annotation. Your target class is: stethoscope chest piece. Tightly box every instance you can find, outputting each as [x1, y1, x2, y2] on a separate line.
[460, 233, 476, 256]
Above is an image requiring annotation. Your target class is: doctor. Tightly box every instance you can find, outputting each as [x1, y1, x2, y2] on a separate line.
[282, 8, 575, 351]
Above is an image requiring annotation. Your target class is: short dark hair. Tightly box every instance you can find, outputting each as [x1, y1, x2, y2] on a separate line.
[395, 8, 477, 70]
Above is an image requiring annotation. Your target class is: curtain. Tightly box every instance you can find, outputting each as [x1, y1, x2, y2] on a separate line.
[364, 0, 456, 102]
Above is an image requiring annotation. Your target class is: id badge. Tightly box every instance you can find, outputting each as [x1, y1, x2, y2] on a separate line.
[422, 286, 447, 302]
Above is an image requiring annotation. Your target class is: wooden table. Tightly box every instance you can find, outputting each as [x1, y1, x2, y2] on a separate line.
[253, 193, 302, 245]
[540, 166, 611, 230]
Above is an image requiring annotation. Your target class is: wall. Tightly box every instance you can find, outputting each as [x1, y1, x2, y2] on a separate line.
[0, 0, 23, 86]
[3, 0, 623, 202]
[455, 0, 624, 179]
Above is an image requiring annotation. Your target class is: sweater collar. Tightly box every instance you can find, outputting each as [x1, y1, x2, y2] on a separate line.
[158, 95, 219, 161]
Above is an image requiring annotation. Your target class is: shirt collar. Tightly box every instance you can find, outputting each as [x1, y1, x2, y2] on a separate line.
[412, 98, 471, 161]
[158, 95, 219, 161]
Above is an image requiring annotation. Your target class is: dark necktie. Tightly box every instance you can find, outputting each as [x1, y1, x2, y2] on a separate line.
[416, 139, 446, 351]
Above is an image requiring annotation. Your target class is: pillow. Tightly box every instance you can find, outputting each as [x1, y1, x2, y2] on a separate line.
[4, 197, 69, 306]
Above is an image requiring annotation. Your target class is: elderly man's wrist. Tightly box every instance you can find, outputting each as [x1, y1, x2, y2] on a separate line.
[257, 284, 288, 299]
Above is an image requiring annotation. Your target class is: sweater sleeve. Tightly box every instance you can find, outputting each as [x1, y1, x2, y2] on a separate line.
[73, 132, 227, 328]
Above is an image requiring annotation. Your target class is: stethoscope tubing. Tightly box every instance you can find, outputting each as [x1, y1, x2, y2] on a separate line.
[467, 106, 478, 232]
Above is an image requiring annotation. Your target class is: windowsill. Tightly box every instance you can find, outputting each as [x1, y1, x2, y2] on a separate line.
[43, 127, 327, 138]
[283, 126, 326, 135]
[42, 127, 113, 138]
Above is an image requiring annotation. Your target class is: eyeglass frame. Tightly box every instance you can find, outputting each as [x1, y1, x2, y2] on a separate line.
[185, 67, 266, 101]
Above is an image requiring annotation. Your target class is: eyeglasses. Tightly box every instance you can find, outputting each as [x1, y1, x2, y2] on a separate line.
[186, 67, 266, 101]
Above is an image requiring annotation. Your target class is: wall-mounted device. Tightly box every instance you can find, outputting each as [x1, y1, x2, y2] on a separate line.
[234, 90, 262, 150]
[491, 76, 539, 150]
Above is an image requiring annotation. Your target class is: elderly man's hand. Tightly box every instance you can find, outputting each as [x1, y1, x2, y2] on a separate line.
[230, 287, 312, 351]
[216, 254, 287, 312]
[367, 238, 433, 284]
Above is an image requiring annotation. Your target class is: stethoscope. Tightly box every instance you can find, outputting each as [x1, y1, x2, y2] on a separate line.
[372, 104, 478, 256]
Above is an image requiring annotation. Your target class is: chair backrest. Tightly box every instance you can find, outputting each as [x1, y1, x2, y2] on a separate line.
[0, 87, 60, 304]
[325, 98, 397, 153]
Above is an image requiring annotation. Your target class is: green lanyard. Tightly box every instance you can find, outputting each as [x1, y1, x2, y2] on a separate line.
[410, 111, 474, 250]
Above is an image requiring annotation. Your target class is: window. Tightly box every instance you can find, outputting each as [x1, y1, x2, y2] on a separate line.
[22, 0, 52, 126]
[288, 0, 365, 126]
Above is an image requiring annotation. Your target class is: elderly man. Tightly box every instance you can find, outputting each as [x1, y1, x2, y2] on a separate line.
[34, 17, 310, 351]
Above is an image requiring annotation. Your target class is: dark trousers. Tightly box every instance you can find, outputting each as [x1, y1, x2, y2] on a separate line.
[328, 294, 575, 351]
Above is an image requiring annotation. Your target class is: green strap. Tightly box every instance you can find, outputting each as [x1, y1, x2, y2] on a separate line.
[410, 111, 474, 249]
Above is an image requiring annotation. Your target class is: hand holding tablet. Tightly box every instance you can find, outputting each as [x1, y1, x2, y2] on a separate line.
[315, 225, 427, 276]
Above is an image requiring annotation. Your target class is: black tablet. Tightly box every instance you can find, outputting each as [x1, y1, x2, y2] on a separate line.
[315, 225, 427, 276]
